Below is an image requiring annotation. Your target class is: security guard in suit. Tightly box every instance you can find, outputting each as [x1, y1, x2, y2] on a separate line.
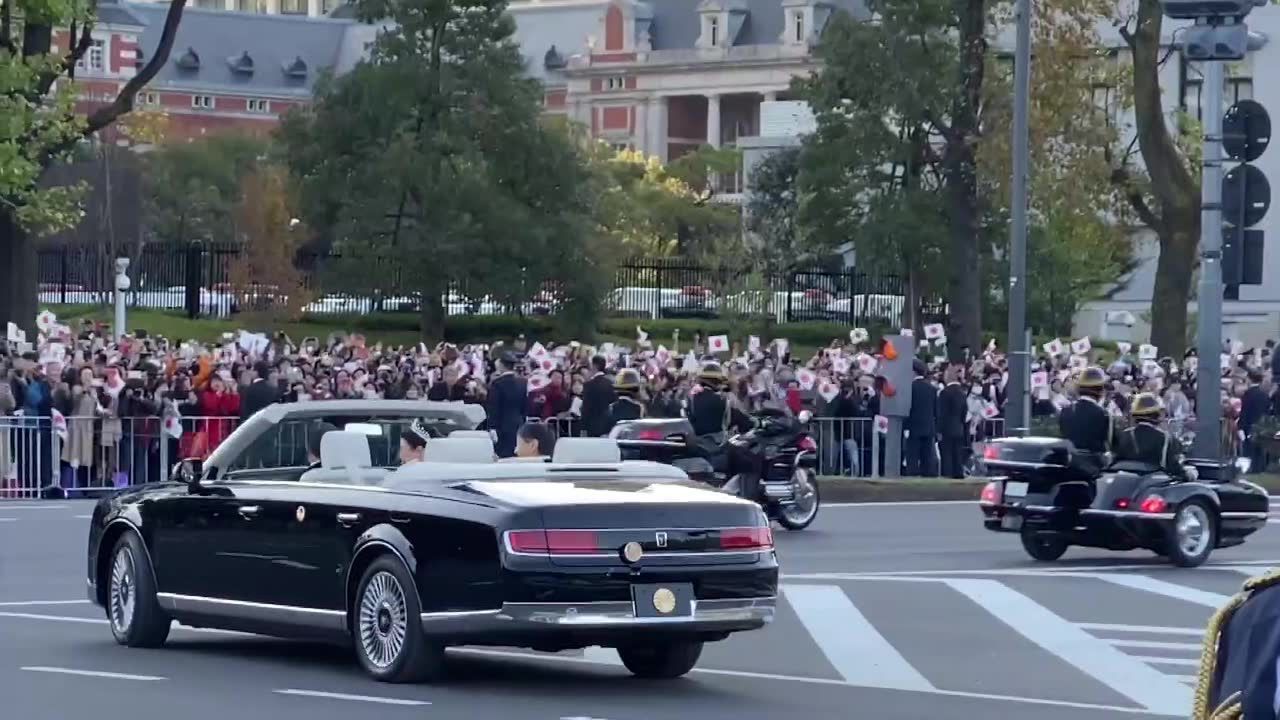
[1057, 366, 1116, 476]
[1192, 569, 1280, 719]
[606, 368, 647, 432]
[1110, 392, 1186, 480]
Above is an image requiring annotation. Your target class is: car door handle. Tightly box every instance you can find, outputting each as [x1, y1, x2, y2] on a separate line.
[238, 505, 262, 518]
[337, 512, 361, 526]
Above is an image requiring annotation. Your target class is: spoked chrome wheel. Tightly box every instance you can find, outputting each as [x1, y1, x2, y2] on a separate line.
[778, 469, 820, 530]
[109, 547, 137, 636]
[1176, 504, 1211, 558]
[358, 571, 409, 669]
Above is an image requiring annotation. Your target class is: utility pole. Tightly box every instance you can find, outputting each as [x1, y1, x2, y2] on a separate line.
[1005, 0, 1032, 437]
[1193, 59, 1225, 460]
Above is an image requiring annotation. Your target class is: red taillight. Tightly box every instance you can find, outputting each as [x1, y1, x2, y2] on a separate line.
[636, 429, 665, 441]
[983, 445, 1000, 460]
[980, 481, 1001, 504]
[798, 436, 817, 452]
[505, 529, 601, 555]
[1139, 496, 1168, 514]
[1115, 498, 1130, 510]
[719, 527, 773, 551]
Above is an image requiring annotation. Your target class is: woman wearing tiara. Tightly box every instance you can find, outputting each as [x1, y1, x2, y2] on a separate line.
[398, 419, 430, 466]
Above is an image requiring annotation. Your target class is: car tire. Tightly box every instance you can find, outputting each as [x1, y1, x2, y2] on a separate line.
[1166, 500, 1217, 568]
[353, 556, 444, 683]
[617, 640, 704, 679]
[107, 532, 171, 648]
[1019, 527, 1068, 562]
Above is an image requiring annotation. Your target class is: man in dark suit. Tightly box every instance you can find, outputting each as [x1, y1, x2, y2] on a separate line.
[486, 353, 527, 457]
[579, 355, 615, 437]
[904, 360, 939, 477]
[937, 366, 968, 479]
[1240, 370, 1269, 474]
[239, 361, 280, 423]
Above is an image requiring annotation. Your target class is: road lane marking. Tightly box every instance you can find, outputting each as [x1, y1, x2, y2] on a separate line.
[1077, 573, 1231, 608]
[1078, 622, 1204, 636]
[781, 584, 933, 692]
[1132, 656, 1200, 667]
[0, 518, 15, 522]
[0, 611, 250, 635]
[944, 577, 1191, 716]
[1221, 565, 1276, 578]
[0, 600, 91, 607]
[785, 560, 1280, 579]
[456, 648, 1175, 716]
[822, 501, 976, 508]
[581, 647, 621, 665]
[0, 504, 78, 510]
[1106, 638, 1201, 651]
[275, 689, 429, 706]
[22, 666, 165, 681]
[75, 514, 93, 519]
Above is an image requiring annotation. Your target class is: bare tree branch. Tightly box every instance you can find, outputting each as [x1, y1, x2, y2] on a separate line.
[1110, 164, 1160, 232]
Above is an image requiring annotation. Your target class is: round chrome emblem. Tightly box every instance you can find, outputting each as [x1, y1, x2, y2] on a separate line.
[296, 506, 306, 523]
[653, 588, 676, 614]
[622, 541, 644, 563]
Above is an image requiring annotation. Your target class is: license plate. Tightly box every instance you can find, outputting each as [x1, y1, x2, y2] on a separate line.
[1004, 481, 1028, 498]
[631, 583, 694, 619]
[1001, 515, 1023, 530]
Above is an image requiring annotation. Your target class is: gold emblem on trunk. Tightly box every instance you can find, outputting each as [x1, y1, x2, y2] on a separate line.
[622, 541, 644, 563]
[653, 588, 677, 614]
[296, 506, 306, 522]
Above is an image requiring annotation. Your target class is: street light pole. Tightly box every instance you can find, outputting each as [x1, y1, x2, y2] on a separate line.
[1005, 0, 1033, 436]
[1193, 58, 1225, 460]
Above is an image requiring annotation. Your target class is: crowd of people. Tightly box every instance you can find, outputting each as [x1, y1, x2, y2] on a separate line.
[1, 314, 1275, 492]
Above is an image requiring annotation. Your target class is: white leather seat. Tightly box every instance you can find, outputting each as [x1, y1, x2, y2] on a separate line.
[425, 436, 495, 464]
[300, 431, 387, 485]
[551, 438, 621, 464]
[449, 430, 493, 440]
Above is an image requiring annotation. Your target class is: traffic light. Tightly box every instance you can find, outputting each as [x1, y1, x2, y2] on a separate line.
[876, 335, 914, 417]
[1222, 99, 1270, 298]
[1184, 23, 1250, 60]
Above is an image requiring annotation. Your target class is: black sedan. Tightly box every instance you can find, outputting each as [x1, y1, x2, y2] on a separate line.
[85, 401, 778, 682]
[978, 436, 1268, 566]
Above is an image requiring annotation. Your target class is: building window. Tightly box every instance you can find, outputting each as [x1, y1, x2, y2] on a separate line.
[192, 94, 215, 109]
[606, 76, 625, 90]
[323, 0, 342, 13]
[195, 0, 222, 8]
[709, 16, 719, 47]
[247, 98, 271, 113]
[793, 11, 805, 43]
[610, 142, 630, 152]
[237, 0, 265, 12]
[280, 0, 306, 13]
[77, 39, 105, 72]
[139, 92, 160, 107]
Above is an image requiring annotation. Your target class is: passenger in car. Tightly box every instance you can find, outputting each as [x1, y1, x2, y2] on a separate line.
[399, 420, 429, 466]
[304, 422, 339, 470]
[515, 421, 555, 459]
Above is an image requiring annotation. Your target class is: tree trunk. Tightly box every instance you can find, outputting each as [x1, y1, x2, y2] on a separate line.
[1126, 0, 1200, 356]
[418, 287, 446, 343]
[1150, 220, 1198, 356]
[943, 0, 986, 353]
[0, 207, 38, 337]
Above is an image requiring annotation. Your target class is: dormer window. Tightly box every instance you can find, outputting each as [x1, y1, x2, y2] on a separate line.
[709, 16, 720, 46]
[229, 51, 254, 75]
[283, 56, 308, 79]
[793, 11, 805, 42]
[175, 47, 200, 71]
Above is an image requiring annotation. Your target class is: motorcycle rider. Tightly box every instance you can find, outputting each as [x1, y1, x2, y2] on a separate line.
[606, 368, 647, 432]
[686, 363, 756, 498]
[1057, 366, 1118, 476]
[1110, 392, 1187, 480]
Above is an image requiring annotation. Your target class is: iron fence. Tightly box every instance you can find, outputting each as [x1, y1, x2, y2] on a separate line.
[35, 245, 938, 327]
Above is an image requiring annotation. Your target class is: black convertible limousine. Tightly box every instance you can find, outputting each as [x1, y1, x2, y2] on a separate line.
[85, 401, 778, 682]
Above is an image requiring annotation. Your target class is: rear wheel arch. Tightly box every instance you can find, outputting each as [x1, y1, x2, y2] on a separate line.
[345, 536, 420, 633]
[97, 519, 156, 606]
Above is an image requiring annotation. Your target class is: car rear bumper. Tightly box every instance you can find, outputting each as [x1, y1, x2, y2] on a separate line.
[419, 596, 775, 637]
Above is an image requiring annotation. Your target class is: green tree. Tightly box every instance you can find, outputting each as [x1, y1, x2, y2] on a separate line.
[0, 0, 189, 333]
[143, 133, 270, 245]
[279, 0, 602, 340]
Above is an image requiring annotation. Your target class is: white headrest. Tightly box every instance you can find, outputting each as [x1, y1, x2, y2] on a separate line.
[320, 431, 372, 469]
[551, 438, 621, 465]
[449, 430, 493, 439]
[426, 437, 494, 464]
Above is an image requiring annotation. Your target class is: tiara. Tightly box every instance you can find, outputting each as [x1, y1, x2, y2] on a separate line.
[409, 418, 433, 442]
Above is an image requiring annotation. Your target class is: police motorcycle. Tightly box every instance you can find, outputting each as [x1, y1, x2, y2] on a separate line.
[979, 392, 1267, 567]
[610, 409, 821, 530]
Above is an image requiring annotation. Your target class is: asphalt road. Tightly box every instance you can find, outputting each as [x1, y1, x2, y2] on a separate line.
[3, 498, 1280, 720]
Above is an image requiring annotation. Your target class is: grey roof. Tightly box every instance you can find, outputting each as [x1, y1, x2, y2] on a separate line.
[125, 3, 353, 97]
[98, 0, 147, 28]
[644, 0, 870, 50]
[507, 3, 602, 82]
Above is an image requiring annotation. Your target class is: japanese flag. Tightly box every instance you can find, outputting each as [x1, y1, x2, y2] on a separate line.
[51, 409, 68, 440]
[682, 352, 700, 375]
[832, 356, 851, 374]
[874, 415, 889, 434]
[1030, 371, 1048, 389]
[36, 311, 57, 334]
[818, 381, 840, 403]
[748, 335, 761, 353]
[1043, 338, 1064, 356]
[1139, 344, 1158, 360]
[797, 368, 817, 390]
[924, 323, 945, 340]
[856, 353, 877, 374]
[776, 339, 790, 358]
[1071, 337, 1092, 355]
[527, 374, 550, 392]
[1116, 342, 1132, 356]
[539, 357, 557, 374]
[529, 342, 549, 360]
[708, 335, 730, 354]
[1069, 355, 1088, 370]
[656, 345, 670, 364]
[982, 402, 1000, 419]
[849, 328, 869, 344]
[163, 406, 184, 439]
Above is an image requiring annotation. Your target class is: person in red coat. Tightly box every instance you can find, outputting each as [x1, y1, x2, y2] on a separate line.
[195, 376, 241, 458]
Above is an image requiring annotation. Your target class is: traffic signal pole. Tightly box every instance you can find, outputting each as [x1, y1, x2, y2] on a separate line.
[1193, 58, 1225, 460]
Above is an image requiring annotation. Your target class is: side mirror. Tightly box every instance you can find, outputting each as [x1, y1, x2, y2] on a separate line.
[173, 457, 204, 490]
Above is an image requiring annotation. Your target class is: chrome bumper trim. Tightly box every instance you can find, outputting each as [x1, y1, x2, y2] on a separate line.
[419, 596, 776, 634]
[1079, 509, 1175, 520]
